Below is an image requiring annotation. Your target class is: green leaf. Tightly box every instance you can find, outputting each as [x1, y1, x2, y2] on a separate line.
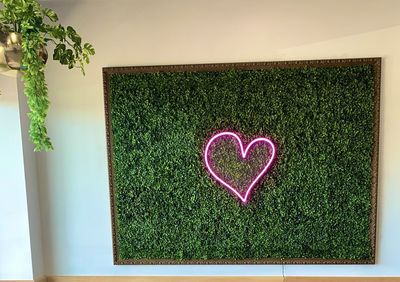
[42, 8, 58, 22]
[66, 25, 76, 35]
[84, 42, 95, 55]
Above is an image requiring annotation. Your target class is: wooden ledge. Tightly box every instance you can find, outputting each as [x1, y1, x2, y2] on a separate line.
[44, 276, 400, 282]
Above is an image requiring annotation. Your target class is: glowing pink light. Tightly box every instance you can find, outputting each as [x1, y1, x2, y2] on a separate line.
[204, 131, 276, 204]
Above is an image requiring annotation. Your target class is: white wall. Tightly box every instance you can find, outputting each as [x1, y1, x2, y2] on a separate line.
[0, 76, 33, 280]
[14, 0, 400, 277]
[17, 77, 45, 279]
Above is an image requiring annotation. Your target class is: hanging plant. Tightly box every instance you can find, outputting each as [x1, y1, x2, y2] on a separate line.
[0, 0, 95, 151]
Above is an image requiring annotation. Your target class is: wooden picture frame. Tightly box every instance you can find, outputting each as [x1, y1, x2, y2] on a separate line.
[103, 58, 381, 265]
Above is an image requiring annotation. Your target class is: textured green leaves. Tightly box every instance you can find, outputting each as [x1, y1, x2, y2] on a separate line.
[42, 8, 58, 22]
[110, 65, 375, 261]
[21, 29, 53, 151]
[49, 23, 95, 73]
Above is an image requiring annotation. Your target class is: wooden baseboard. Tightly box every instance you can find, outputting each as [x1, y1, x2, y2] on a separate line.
[4, 277, 399, 282]
[47, 277, 281, 282]
[47, 278, 281, 282]
[286, 277, 400, 282]
[44, 276, 400, 282]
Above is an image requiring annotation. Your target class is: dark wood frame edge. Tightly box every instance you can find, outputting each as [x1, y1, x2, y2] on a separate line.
[102, 57, 381, 265]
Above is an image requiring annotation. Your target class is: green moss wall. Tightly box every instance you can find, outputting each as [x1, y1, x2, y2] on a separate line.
[108, 64, 376, 262]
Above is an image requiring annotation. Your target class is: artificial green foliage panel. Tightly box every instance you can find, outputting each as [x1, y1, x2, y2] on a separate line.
[105, 59, 379, 264]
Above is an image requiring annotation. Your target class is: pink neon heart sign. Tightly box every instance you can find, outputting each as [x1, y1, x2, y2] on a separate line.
[204, 131, 276, 204]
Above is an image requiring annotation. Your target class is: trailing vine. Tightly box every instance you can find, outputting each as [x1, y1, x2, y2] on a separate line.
[21, 30, 52, 150]
[0, 0, 95, 151]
